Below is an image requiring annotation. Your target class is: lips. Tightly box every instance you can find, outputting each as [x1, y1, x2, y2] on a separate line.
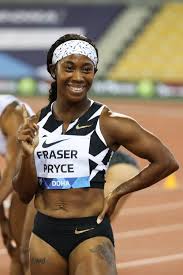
[67, 85, 86, 94]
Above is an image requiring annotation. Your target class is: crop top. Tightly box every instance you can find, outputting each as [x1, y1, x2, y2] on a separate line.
[34, 100, 113, 190]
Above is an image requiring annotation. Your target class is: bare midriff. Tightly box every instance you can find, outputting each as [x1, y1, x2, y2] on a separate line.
[34, 188, 104, 218]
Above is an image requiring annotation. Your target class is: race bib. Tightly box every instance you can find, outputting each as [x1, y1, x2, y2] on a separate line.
[35, 134, 90, 189]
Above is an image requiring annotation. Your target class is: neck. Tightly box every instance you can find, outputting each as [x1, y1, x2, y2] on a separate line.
[53, 97, 91, 122]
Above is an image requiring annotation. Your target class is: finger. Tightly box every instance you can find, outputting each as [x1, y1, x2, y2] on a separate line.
[24, 122, 38, 136]
[25, 136, 34, 145]
[32, 124, 39, 135]
[19, 129, 35, 139]
[97, 204, 108, 224]
[29, 116, 39, 135]
[97, 212, 105, 224]
[10, 239, 17, 249]
[108, 206, 115, 217]
[21, 104, 29, 123]
[19, 135, 34, 144]
[30, 114, 40, 124]
[17, 132, 32, 141]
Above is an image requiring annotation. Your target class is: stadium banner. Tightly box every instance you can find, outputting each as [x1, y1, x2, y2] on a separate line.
[0, 4, 182, 98]
[1, 79, 183, 98]
[0, 3, 123, 85]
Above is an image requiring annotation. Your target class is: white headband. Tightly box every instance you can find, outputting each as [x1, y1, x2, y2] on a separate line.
[52, 40, 98, 68]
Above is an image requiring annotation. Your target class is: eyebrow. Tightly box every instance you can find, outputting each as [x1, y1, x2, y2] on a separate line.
[63, 60, 93, 66]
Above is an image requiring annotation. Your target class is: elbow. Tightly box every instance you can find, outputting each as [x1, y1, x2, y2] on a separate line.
[12, 185, 30, 204]
[171, 160, 179, 173]
[165, 158, 179, 175]
[12, 178, 36, 204]
[19, 193, 34, 204]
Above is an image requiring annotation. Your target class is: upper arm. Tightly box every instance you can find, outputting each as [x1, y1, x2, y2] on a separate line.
[1, 106, 23, 137]
[4, 136, 20, 169]
[101, 108, 174, 163]
[1, 110, 23, 174]
[1, 107, 40, 178]
[0, 133, 21, 203]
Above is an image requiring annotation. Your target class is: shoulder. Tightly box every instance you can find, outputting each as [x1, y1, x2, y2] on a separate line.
[1, 103, 23, 135]
[101, 105, 136, 123]
[39, 103, 51, 121]
[100, 107, 148, 151]
[1, 102, 40, 135]
[100, 106, 140, 146]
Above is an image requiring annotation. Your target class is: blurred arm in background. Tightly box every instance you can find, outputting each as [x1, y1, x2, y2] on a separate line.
[20, 199, 36, 275]
[0, 104, 24, 256]
[104, 150, 140, 221]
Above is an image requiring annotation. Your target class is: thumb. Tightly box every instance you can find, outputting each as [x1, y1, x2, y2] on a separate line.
[30, 112, 40, 124]
[97, 203, 108, 224]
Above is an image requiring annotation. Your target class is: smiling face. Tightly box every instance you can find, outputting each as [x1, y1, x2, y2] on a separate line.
[54, 54, 96, 103]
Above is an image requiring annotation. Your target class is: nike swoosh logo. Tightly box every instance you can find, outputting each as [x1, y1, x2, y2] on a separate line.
[42, 138, 69, 148]
[74, 227, 95, 235]
[76, 124, 92, 130]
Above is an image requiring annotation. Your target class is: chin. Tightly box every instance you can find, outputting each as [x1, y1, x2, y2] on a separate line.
[68, 91, 88, 101]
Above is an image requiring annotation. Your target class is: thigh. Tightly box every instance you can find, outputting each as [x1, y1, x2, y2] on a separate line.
[69, 236, 117, 275]
[30, 233, 68, 275]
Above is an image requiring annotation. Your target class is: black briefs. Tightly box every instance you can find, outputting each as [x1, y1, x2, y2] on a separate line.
[32, 211, 114, 260]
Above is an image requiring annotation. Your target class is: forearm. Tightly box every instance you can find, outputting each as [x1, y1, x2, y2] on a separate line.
[113, 158, 179, 199]
[0, 204, 6, 224]
[0, 157, 16, 205]
[21, 199, 36, 249]
[0, 180, 13, 205]
[13, 155, 38, 204]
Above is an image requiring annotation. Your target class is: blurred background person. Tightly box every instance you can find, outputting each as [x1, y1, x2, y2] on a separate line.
[0, 94, 34, 275]
[105, 150, 140, 221]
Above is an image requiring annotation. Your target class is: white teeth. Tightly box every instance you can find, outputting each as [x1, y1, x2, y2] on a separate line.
[69, 86, 84, 93]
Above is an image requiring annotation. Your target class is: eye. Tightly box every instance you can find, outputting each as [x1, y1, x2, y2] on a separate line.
[65, 65, 74, 72]
[82, 66, 93, 73]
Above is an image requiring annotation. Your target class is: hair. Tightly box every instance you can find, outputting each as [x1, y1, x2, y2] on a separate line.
[109, 151, 139, 169]
[47, 33, 99, 103]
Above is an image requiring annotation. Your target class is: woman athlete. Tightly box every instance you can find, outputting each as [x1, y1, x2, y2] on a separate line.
[19, 150, 139, 273]
[13, 34, 179, 275]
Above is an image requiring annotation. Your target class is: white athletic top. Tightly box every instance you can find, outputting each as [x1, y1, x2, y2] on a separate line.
[0, 94, 34, 156]
[34, 100, 113, 190]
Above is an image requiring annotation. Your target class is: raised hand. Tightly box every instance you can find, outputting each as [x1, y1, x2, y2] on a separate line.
[17, 105, 39, 157]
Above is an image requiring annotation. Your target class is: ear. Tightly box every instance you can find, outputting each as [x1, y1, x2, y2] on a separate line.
[49, 64, 56, 79]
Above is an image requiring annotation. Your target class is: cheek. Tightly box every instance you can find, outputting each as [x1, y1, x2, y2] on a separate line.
[56, 64, 66, 78]
[87, 73, 95, 83]
[56, 70, 67, 83]
[86, 78, 93, 88]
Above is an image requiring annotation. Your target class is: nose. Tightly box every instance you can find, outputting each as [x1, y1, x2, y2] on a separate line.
[72, 69, 83, 82]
